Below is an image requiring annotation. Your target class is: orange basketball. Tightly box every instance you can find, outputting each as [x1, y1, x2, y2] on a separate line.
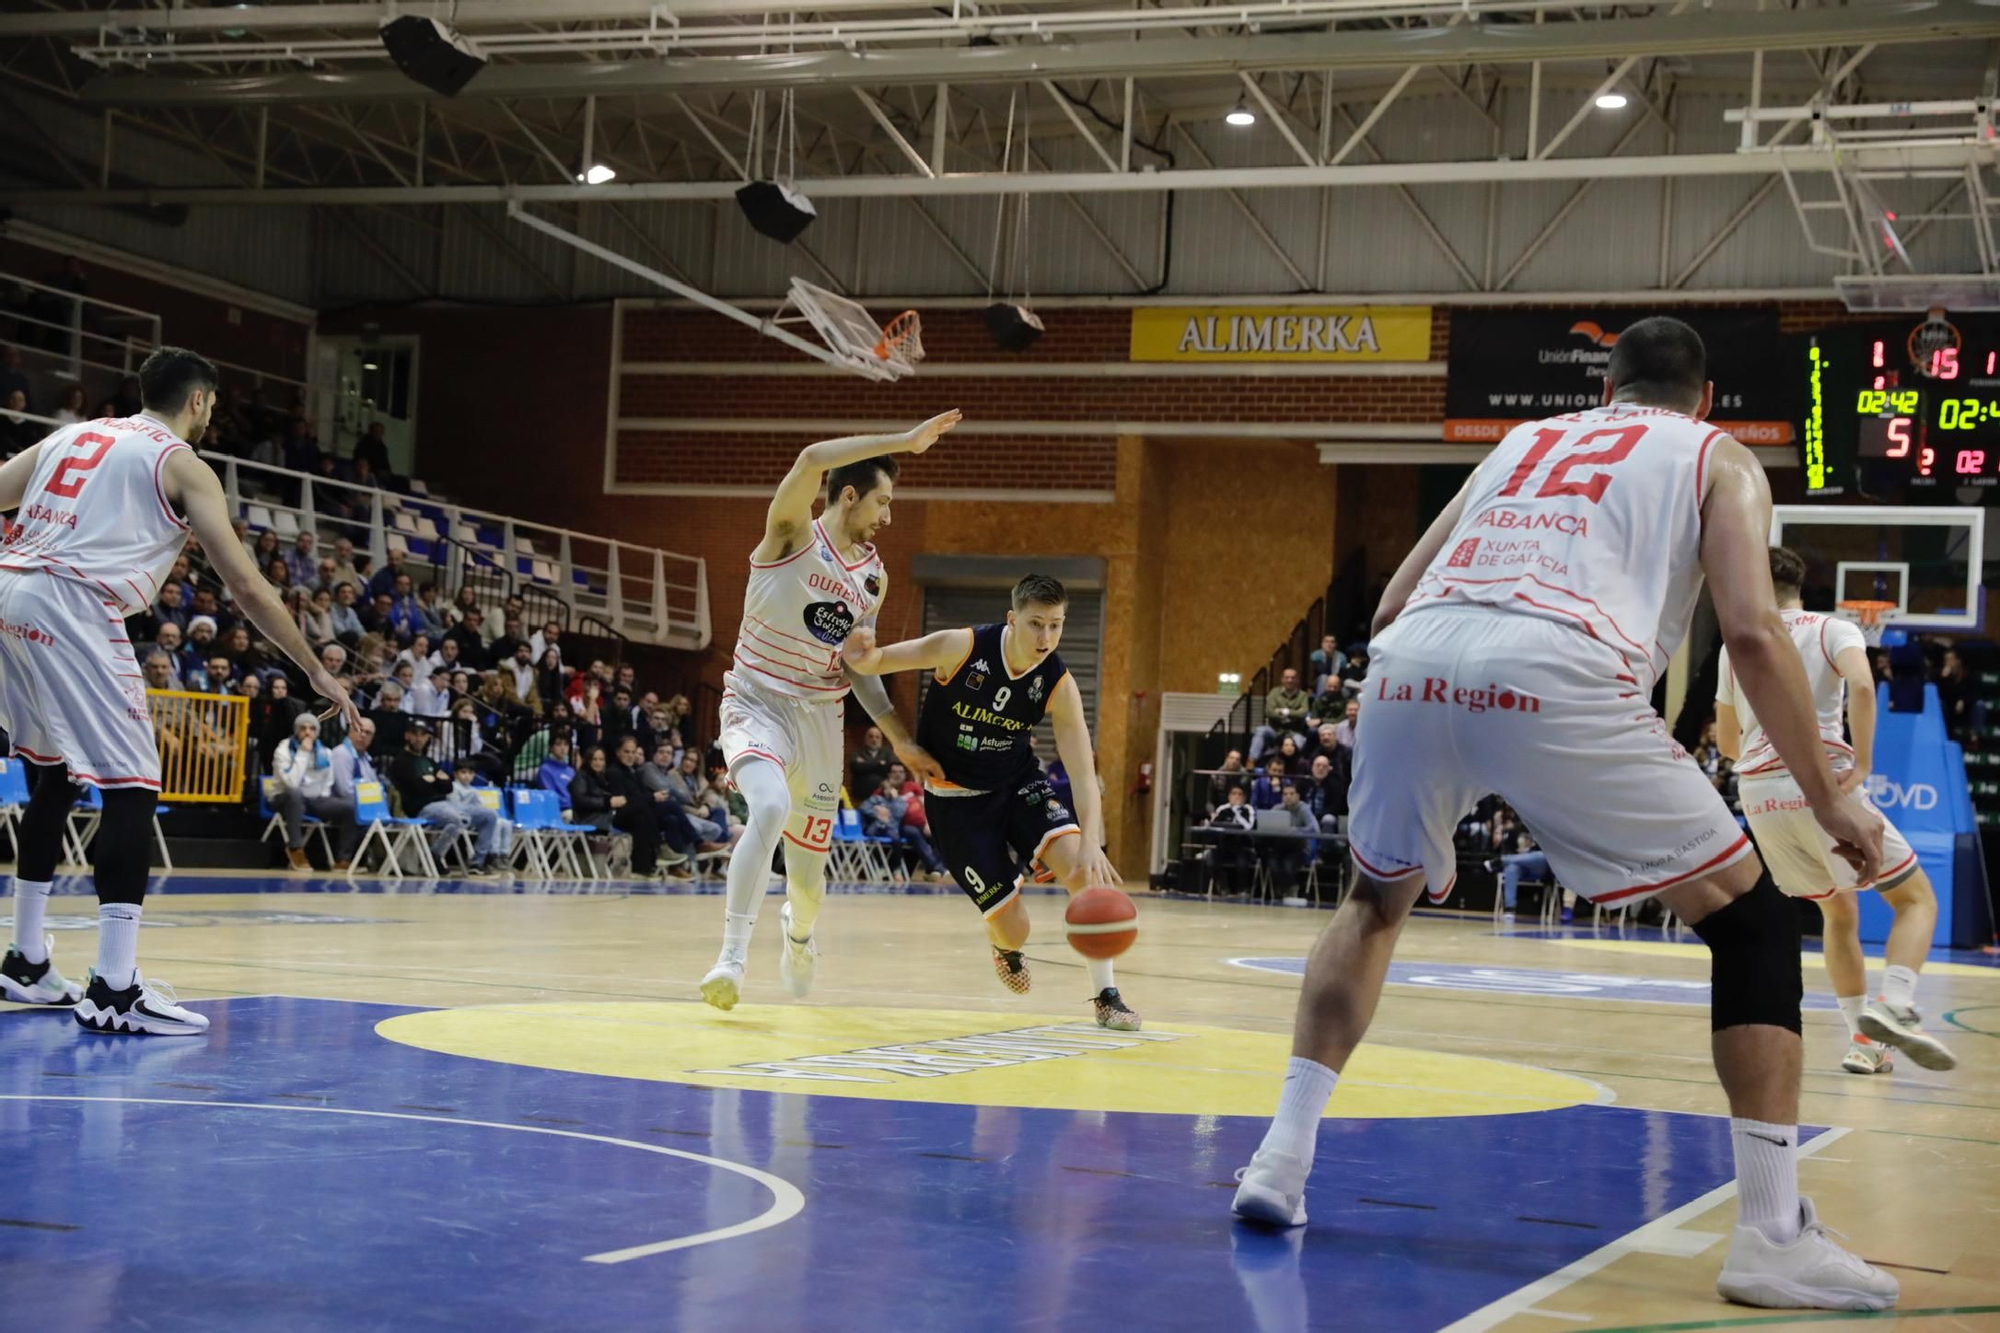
[1064, 887, 1138, 959]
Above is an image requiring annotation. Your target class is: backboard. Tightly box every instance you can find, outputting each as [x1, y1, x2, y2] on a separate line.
[1769, 505, 1984, 641]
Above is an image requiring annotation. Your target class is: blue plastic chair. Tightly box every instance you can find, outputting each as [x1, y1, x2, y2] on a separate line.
[257, 775, 333, 867]
[0, 757, 28, 857]
[348, 779, 439, 879]
[65, 782, 173, 872]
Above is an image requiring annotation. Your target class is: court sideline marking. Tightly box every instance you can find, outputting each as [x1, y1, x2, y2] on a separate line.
[1437, 1127, 1853, 1333]
[0, 1094, 805, 1264]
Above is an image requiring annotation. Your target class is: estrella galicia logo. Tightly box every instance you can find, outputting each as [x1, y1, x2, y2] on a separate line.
[803, 600, 855, 645]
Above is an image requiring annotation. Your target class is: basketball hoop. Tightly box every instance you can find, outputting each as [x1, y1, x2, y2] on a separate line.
[1835, 599, 1898, 647]
[873, 310, 925, 372]
[774, 278, 924, 381]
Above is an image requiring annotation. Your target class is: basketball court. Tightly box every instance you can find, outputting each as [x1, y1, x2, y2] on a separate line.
[1, 876, 1995, 1331]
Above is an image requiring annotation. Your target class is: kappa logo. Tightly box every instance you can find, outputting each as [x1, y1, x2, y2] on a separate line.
[971, 659, 990, 673]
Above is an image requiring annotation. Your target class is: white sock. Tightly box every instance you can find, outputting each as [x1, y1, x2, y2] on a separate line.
[10, 878, 53, 963]
[719, 758, 790, 958]
[1729, 1118, 1800, 1244]
[786, 857, 826, 940]
[721, 911, 757, 957]
[1256, 1057, 1340, 1168]
[1880, 964, 1918, 1009]
[1836, 995, 1866, 1041]
[1087, 956, 1115, 994]
[96, 903, 142, 991]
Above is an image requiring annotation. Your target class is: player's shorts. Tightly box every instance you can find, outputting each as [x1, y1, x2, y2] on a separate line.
[1738, 772, 1918, 899]
[717, 670, 841, 856]
[0, 570, 161, 790]
[1347, 606, 1752, 906]
[927, 776, 1080, 917]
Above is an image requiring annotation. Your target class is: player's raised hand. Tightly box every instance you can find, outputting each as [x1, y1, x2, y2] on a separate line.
[901, 409, 962, 455]
[840, 626, 882, 673]
[894, 739, 946, 786]
[308, 666, 364, 734]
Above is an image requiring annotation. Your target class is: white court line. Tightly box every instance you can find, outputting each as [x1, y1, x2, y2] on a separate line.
[0, 1094, 805, 1266]
[1436, 1126, 1853, 1333]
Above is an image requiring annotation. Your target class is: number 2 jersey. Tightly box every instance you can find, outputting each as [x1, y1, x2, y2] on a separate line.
[1395, 404, 1729, 692]
[916, 623, 1067, 795]
[0, 415, 193, 615]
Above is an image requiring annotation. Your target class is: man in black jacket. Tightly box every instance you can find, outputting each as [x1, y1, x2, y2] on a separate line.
[608, 736, 696, 879]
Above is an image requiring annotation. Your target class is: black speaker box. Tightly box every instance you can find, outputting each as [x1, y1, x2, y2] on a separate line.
[379, 16, 487, 98]
[734, 181, 818, 244]
[984, 302, 1046, 353]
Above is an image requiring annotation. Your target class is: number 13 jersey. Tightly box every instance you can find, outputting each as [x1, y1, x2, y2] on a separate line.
[0, 415, 193, 616]
[1398, 404, 1728, 693]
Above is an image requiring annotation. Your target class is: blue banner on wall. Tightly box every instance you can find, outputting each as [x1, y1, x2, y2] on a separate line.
[1856, 683, 1981, 947]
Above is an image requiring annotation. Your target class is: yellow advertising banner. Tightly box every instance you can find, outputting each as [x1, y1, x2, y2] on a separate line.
[1130, 305, 1432, 363]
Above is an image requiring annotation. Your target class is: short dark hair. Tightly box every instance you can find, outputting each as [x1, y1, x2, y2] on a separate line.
[826, 455, 898, 504]
[138, 347, 218, 414]
[1605, 317, 1706, 411]
[1011, 573, 1067, 611]
[1768, 545, 1807, 595]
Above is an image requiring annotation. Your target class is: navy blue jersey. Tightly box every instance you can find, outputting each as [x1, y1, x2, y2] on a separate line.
[916, 623, 1067, 793]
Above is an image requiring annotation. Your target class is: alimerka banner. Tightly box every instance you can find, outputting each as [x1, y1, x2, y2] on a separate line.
[1130, 305, 1432, 362]
[1444, 309, 1793, 445]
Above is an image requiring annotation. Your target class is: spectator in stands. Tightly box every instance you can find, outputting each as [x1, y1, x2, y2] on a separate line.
[354, 421, 392, 477]
[477, 669, 535, 724]
[397, 632, 434, 684]
[495, 640, 538, 709]
[191, 587, 236, 636]
[146, 590, 189, 639]
[664, 748, 737, 847]
[1485, 826, 1555, 920]
[1204, 786, 1257, 893]
[247, 428, 284, 468]
[448, 697, 506, 783]
[180, 616, 218, 683]
[1259, 784, 1317, 895]
[249, 528, 282, 572]
[1340, 645, 1370, 699]
[271, 713, 357, 872]
[141, 650, 177, 693]
[1301, 751, 1348, 830]
[410, 583, 444, 638]
[329, 538, 364, 594]
[529, 620, 563, 667]
[1274, 734, 1304, 775]
[613, 738, 698, 879]
[197, 652, 235, 696]
[1306, 676, 1345, 734]
[423, 633, 464, 683]
[0, 390, 40, 454]
[533, 648, 565, 715]
[1333, 698, 1360, 751]
[1938, 647, 1972, 741]
[489, 615, 528, 666]
[537, 736, 577, 807]
[306, 557, 336, 594]
[330, 717, 380, 867]
[408, 658, 450, 715]
[359, 591, 395, 639]
[367, 547, 410, 601]
[299, 586, 335, 646]
[93, 397, 118, 420]
[284, 531, 317, 588]
[699, 767, 744, 840]
[388, 721, 495, 874]
[851, 725, 895, 798]
[283, 417, 319, 474]
[164, 555, 196, 611]
[386, 574, 423, 645]
[1298, 722, 1337, 773]
[320, 584, 361, 647]
[1693, 721, 1723, 778]
[445, 607, 488, 665]
[146, 622, 185, 677]
[221, 623, 258, 671]
[110, 374, 141, 419]
[859, 769, 910, 852]
[385, 660, 418, 708]
[52, 384, 85, 427]
[1251, 757, 1288, 810]
[447, 587, 479, 629]
[264, 556, 292, 594]
[1209, 749, 1247, 810]
[894, 769, 949, 881]
[1251, 668, 1311, 763]
[0, 345, 29, 406]
[1309, 634, 1345, 695]
[447, 758, 511, 868]
[600, 687, 640, 751]
[234, 675, 262, 705]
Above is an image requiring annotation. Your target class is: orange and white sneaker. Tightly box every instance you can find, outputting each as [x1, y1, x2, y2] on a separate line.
[992, 947, 1031, 994]
[1093, 987, 1141, 1031]
[1840, 1038, 1893, 1075]
[1858, 999, 1957, 1071]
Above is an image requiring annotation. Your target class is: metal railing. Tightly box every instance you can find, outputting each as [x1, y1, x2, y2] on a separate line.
[200, 452, 710, 650]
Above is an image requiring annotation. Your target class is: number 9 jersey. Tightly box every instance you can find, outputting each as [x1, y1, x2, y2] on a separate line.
[1398, 403, 1727, 694]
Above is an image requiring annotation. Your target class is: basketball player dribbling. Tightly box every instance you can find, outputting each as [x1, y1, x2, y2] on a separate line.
[0, 347, 361, 1035]
[1715, 546, 1957, 1077]
[841, 573, 1139, 1029]
[700, 410, 961, 1010]
[1231, 318, 1902, 1312]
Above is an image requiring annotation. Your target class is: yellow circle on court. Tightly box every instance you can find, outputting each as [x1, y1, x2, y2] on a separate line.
[1532, 936, 2000, 979]
[376, 1003, 1601, 1119]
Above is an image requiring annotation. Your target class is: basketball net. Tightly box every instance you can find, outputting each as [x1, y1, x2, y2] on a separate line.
[1835, 599, 1897, 647]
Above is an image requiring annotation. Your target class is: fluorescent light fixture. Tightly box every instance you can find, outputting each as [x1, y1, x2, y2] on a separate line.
[1595, 91, 1629, 110]
[361, 359, 380, 371]
[578, 164, 616, 185]
[1225, 100, 1256, 127]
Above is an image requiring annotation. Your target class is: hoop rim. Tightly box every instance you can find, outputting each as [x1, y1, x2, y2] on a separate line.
[873, 309, 922, 358]
[1836, 598, 1898, 625]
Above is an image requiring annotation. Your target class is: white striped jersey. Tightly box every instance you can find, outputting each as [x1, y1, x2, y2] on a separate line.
[731, 516, 886, 700]
[1715, 609, 1866, 777]
[1398, 404, 1729, 693]
[0, 415, 193, 616]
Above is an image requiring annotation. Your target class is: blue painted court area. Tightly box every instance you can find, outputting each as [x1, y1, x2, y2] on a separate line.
[0, 995, 1771, 1332]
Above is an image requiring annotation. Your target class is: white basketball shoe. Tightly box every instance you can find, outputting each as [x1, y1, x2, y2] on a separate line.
[73, 971, 210, 1036]
[1858, 999, 1958, 1071]
[700, 946, 747, 1011]
[778, 902, 817, 999]
[1231, 1148, 1311, 1228]
[1, 937, 84, 1006]
[1839, 1037, 1893, 1075]
[1716, 1197, 1899, 1311]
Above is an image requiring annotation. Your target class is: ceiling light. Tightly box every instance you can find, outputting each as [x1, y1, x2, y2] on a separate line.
[579, 164, 616, 185]
[361, 360, 379, 371]
[1225, 100, 1256, 127]
[1595, 91, 1629, 110]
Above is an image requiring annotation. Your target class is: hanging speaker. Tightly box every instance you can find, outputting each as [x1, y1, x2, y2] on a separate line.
[735, 181, 818, 244]
[984, 302, 1046, 353]
[379, 16, 487, 97]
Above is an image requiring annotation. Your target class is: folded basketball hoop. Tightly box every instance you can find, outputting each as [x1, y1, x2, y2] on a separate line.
[775, 278, 924, 381]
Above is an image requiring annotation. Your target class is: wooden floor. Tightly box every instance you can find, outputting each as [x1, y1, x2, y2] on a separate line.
[4, 871, 1997, 1332]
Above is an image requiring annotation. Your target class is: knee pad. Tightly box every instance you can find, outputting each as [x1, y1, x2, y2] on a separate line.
[91, 787, 160, 907]
[1691, 879, 1802, 1035]
[16, 762, 80, 883]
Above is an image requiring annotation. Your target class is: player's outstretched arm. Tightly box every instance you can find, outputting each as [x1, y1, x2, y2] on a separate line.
[1700, 438, 1881, 879]
[1834, 645, 1876, 794]
[839, 627, 971, 677]
[755, 410, 963, 563]
[0, 441, 45, 513]
[839, 625, 969, 786]
[1372, 471, 1475, 636]
[166, 450, 363, 732]
[1047, 674, 1120, 888]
